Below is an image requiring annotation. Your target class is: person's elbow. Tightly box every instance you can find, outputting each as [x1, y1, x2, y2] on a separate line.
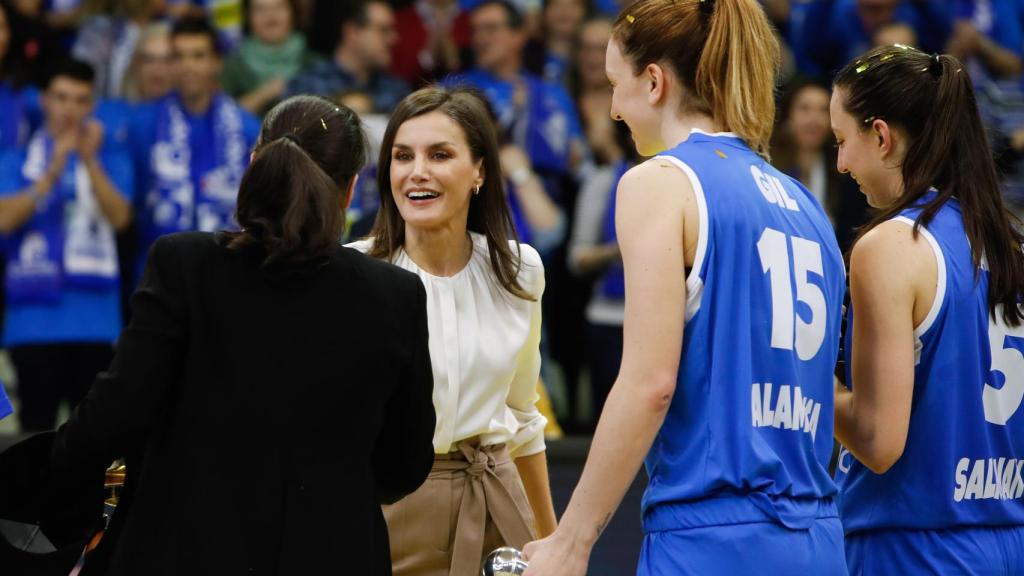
[110, 208, 132, 232]
[622, 371, 677, 414]
[0, 216, 18, 235]
[646, 378, 677, 414]
[1002, 55, 1023, 77]
[856, 435, 906, 475]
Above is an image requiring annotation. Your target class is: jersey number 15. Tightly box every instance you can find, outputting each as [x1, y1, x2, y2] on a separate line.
[757, 228, 827, 361]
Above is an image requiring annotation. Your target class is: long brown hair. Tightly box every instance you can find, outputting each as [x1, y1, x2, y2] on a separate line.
[611, 0, 780, 158]
[225, 95, 366, 267]
[835, 45, 1024, 326]
[367, 87, 535, 301]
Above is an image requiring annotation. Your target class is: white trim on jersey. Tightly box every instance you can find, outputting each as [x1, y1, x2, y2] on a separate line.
[652, 155, 709, 322]
[689, 128, 740, 139]
[893, 216, 947, 365]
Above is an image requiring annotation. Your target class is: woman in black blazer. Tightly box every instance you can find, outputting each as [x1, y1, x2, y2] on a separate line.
[0, 95, 436, 575]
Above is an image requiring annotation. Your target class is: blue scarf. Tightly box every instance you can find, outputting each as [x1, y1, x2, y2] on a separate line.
[144, 93, 247, 245]
[598, 160, 631, 299]
[5, 131, 120, 303]
[0, 84, 27, 149]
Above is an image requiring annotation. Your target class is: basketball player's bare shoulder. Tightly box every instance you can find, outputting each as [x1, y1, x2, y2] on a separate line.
[617, 157, 694, 207]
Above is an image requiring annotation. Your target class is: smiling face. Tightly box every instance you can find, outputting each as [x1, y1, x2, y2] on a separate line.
[830, 87, 902, 208]
[606, 38, 665, 156]
[389, 111, 485, 232]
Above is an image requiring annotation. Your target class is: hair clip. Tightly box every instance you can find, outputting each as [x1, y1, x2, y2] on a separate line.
[928, 53, 943, 77]
[321, 118, 328, 131]
[699, 0, 716, 16]
[626, 13, 635, 23]
[856, 63, 870, 74]
[863, 115, 879, 125]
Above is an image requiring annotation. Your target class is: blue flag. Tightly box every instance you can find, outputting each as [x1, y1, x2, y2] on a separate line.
[0, 378, 13, 421]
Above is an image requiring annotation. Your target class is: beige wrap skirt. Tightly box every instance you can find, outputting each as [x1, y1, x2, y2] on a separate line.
[382, 440, 537, 576]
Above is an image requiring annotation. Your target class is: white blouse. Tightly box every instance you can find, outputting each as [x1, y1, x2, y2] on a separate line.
[347, 233, 547, 457]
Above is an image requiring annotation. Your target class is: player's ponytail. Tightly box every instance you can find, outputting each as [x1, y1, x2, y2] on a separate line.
[697, 0, 780, 158]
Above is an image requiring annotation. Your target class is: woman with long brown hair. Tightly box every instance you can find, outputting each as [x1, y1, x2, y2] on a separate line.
[522, 0, 847, 574]
[348, 86, 558, 575]
[831, 44, 1024, 574]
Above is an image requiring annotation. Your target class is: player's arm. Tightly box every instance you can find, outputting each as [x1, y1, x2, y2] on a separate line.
[834, 219, 934, 473]
[522, 159, 690, 576]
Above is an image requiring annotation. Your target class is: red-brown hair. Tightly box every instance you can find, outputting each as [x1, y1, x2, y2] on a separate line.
[612, 0, 781, 157]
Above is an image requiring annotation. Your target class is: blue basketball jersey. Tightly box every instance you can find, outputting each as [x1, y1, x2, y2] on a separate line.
[836, 193, 1024, 534]
[642, 131, 846, 532]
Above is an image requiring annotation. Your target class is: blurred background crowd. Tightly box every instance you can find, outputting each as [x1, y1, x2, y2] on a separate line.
[1, 0, 1023, 438]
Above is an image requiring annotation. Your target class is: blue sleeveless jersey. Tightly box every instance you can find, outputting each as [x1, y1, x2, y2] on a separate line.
[836, 194, 1024, 534]
[642, 131, 846, 532]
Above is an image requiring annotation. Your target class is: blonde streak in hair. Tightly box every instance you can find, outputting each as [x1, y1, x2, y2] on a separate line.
[733, 0, 779, 156]
[696, 1, 737, 143]
[699, 0, 779, 157]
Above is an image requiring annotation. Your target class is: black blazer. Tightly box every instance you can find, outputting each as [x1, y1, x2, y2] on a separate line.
[1, 232, 436, 575]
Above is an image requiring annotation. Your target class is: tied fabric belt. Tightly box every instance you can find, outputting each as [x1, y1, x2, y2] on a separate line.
[435, 441, 534, 575]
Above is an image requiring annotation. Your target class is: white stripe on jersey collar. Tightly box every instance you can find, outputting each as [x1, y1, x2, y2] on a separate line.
[690, 128, 740, 138]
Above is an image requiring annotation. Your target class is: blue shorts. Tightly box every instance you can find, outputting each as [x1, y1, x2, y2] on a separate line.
[638, 517, 847, 576]
[846, 525, 1024, 576]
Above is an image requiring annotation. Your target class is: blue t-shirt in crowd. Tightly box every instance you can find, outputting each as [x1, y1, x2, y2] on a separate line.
[0, 85, 40, 150]
[94, 99, 136, 154]
[0, 146, 134, 347]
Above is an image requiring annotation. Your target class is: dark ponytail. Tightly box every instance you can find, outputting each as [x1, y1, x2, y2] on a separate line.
[835, 46, 1024, 326]
[225, 95, 367, 267]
